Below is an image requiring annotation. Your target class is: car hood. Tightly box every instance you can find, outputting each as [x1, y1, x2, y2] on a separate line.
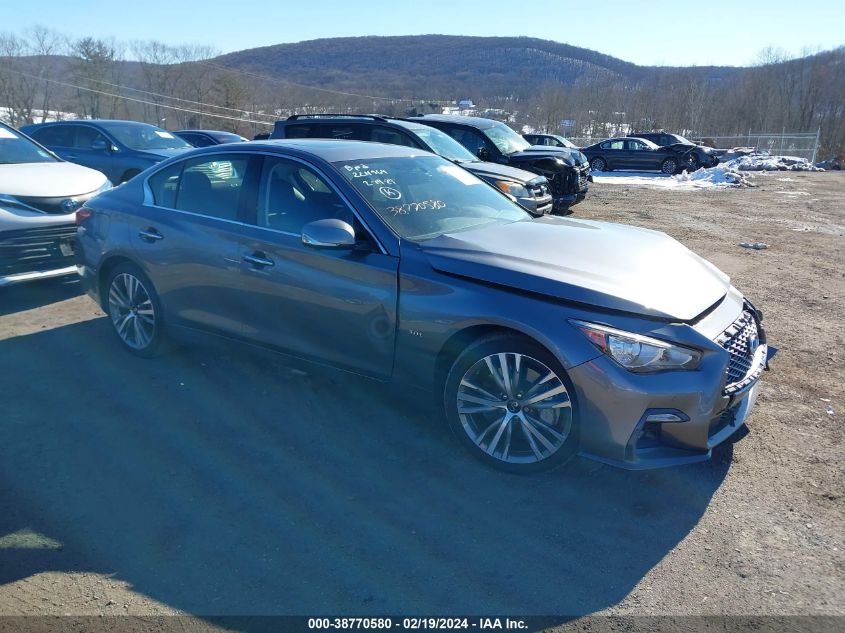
[461, 161, 546, 184]
[136, 147, 192, 161]
[0, 161, 109, 198]
[511, 146, 589, 168]
[420, 216, 730, 321]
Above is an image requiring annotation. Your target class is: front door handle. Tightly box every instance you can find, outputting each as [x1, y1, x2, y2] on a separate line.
[64, 153, 78, 159]
[138, 228, 163, 242]
[243, 252, 274, 269]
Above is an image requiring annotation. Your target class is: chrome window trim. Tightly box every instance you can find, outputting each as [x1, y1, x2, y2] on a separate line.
[142, 150, 388, 255]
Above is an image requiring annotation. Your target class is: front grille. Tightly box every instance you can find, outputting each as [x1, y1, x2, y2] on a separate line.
[0, 224, 76, 277]
[14, 189, 100, 215]
[716, 309, 763, 393]
[578, 167, 589, 190]
[527, 180, 553, 213]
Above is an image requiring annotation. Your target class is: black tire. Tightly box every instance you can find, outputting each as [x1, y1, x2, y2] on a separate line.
[661, 158, 678, 175]
[120, 169, 141, 184]
[104, 262, 167, 357]
[443, 333, 579, 473]
[685, 153, 700, 171]
[590, 157, 607, 172]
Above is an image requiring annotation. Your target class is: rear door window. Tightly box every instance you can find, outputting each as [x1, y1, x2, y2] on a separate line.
[317, 123, 366, 140]
[31, 125, 74, 147]
[148, 162, 184, 208]
[173, 154, 251, 221]
[368, 126, 420, 148]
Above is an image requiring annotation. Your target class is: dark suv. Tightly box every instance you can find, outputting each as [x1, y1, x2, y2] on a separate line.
[627, 132, 719, 170]
[271, 115, 553, 215]
[407, 115, 590, 212]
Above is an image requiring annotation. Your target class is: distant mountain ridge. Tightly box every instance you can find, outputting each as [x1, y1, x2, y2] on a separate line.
[213, 35, 741, 99]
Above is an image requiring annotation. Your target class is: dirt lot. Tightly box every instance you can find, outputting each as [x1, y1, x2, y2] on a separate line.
[0, 171, 843, 625]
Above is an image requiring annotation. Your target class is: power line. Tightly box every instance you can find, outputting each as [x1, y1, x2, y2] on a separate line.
[69, 74, 277, 121]
[4, 68, 274, 127]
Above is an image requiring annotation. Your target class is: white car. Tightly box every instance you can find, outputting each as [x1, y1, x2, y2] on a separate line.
[0, 122, 111, 286]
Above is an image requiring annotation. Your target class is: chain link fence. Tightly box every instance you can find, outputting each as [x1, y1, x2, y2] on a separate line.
[564, 131, 820, 163]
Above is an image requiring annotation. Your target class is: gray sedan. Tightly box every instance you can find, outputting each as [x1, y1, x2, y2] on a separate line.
[75, 140, 775, 472]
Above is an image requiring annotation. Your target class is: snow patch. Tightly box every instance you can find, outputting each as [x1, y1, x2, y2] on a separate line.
[726, 154, 823, 172]
[594, 163, 752, 190]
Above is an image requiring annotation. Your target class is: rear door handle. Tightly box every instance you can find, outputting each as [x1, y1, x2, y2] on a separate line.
[64, 153, 78, 159]
[243, 252, 274, 269]
[138, 228, 163, 242]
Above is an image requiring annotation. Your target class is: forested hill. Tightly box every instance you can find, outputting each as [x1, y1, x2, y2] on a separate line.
[213, 35, 738, 99]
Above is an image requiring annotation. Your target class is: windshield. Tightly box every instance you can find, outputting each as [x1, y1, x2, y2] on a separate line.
[672, 134, 693, 145]
[483, 123, 531, 155]
[334, 155, 530, 241]
[0, 126, 57, 164]
[553, 135, 578, 149]
[409, 126, 477, 162]
[211, 132, 247, 143]
[639, 138, 661, 150]
[100, 122, 192, 151]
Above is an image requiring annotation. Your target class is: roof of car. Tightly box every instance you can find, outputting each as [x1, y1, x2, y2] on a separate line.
[176, 129, 235, 135]
[223, 139, 435, 162]
[409, 115, 500, 129]
[27, 119, 159, 128]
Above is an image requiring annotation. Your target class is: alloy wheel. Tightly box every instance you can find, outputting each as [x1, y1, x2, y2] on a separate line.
[661, 158, 678, 174]
[108, 272, 156, 350]
[456, 352, 573, 464]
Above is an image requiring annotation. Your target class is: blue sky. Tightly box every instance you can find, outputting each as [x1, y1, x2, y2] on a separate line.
[5, 0, 843, 66]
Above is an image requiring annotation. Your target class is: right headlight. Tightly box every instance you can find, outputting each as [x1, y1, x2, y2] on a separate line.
[494, 180, 530, 199]
[571, 320, 702, 372]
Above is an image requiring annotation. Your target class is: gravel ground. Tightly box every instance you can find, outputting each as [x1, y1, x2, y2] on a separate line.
[0, 171, 842, 626]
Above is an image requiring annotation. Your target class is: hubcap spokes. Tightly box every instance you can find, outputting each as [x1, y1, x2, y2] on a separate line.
[457, 353, 572, 464]
[109, 273, 155, 350]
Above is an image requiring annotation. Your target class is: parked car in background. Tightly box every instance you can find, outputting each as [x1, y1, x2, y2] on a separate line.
[522, 133, 579, 150]
[21, 120, 193, 184]
[0, 122, 110, 285]
[76, 139, 774, 472]
[408, 115, 590, 213]
[628, 132, 720, 170]
[581, 137, 691, 174]
[174, 129, 248, 147]
[271, 114, 553, 215]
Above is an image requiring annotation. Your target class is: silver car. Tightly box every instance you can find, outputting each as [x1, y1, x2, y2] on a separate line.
[76, 140, 775, 472]
[1, 122, 110, 286]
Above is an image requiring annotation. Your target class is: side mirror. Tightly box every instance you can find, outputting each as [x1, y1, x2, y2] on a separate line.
[302, 218, 356, 249]
[477, 147, 491, 161]
[91, 139, 108, 152]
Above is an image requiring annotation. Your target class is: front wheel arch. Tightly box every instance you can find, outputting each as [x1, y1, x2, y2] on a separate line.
[442, 331, 580, 472]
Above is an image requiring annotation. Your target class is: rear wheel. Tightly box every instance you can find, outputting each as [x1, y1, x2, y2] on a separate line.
[590, 157, 607, 172]
[105, 263, 167, 357]
[661, 158, 678, 174]
[444, 334, 578, 473]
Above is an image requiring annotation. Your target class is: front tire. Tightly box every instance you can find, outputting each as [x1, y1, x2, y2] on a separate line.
[105, 263, 167, 357]
[685, 153, 700, 171]
[590, 157, 607, 172]
[661, 158, 678, 174]
[443, 334, 579, 473]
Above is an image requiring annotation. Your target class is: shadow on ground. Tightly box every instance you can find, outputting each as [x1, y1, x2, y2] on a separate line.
[0, 283, 733, 619]
[0, 276, 82, 317]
